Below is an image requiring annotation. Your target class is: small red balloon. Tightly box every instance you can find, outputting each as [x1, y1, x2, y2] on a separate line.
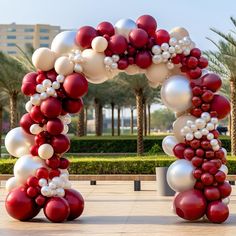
[97, 21, 114, 37]
[46, 118, 64, 135]
[76, 26, 98, 49]
[108, 35, 128, 54]
[135, 51, 152, 68]
[35, 195, 46, 207]
[210, 95, 230, 119]
[190, 48, 201, 58]
[187, 67, 202, 79]
[201, 173, 214, 186]
[21, 83, 36, 96]
[51, 134, 70, 154]
[20, 113, 35, 134]
[129, 28, 148, 48]
[35, 167, 49, 179]
[22, 72, 37, 84]
[198, 57, 208, 69]
[118, 58, 129, 70]
[201, 73, 222, 92]
[46, 69, 58, 82]
[173, 143, 186, 159]
[62, 98, 83, 114]
[218, 181, 232, 198]
[59, 157, 70, 169]
[187, 56, 198, 69]
[49, 169, 61, 179]
[46, 155, 60, 169]
[40, 97, 62, 119]
[30, 106, 45, 123]
[204, 186, 220, 201]
[183, 148, 195, 160]
[206, 201, 229, 223]
[26, 186, 39, 198]
[27, 176, 39, 188]
[30, 145, 39, 156]
[154, 29, 170, 46]
[136, 15, 157, 36]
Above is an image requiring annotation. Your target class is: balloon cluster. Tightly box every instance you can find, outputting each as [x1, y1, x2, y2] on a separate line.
[4, 14, 231, 224]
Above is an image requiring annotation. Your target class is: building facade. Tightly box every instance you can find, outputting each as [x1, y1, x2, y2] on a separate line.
[0, 23, 61, 55]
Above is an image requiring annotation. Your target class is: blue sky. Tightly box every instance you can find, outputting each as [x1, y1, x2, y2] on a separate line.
[0, 0, 235, 51]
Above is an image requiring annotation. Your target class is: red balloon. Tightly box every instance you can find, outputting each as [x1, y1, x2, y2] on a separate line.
[201, 73, 222, 92]
[35, 167, 49, 179]
[129, 28, 148, 48]
[51, 134, 70, 154]
[206, 201, 229, 223]
[154, 29, 170, 46]
[187, 67, 202, 79]
[46, 118, 64, 135]
[40, 97, 62, 119]
[135, 51, 152, 68]
[201, 90, 214, 103]
[191, 157, 203, 168]
[21, 83, 36, 96]
[198, 57, 208, 69]
[183, 148, 195, 160]
[76, 26, 98, 49]
[189, 139, 201, 149]
[64, 189, 84, 220]
[22, 72, 37, 84]
[46, 155, 60, 169]
[5, 187, 40, 221]
[63, 73, 88, 99]
[36, 73, 46, 84]
[20, 113, 34, 134]
[30, 105, 45, 123]
[59, 157, 70, 169]
[97, 21, 114, 37]
[108, 35, 128, 54]
[35, 195, 46, 207]
[210, 95, 230, 119]
[26, 186, 39, 198]
[27, 176, 39, 188]
[62, 98, 83, 114]
[204, 186, 220, 201]
[136, 15, 157, 36]
[187, 56, 198, 69]
[201, 173, 214, 186]
[46, 69, 58, 82]
[218, 181, 232, 198]
[215, 171, 226, 183]
[190, 48, 201, 58]
[118, 58, 129, 70]
[34, 132, 47, 146]
[193, 168, 203, 179]
[174, 189, 207, 221]
[49, 169, 61, 179]
[30, 145, 39, 156]
[173, 143, 186, 159]
[195, 148, 205, 157]
[44, 197, 70, 223]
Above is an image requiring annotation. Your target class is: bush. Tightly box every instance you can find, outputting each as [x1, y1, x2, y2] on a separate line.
[148, 143, 163, 155]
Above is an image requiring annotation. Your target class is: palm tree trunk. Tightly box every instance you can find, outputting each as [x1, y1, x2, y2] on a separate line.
[148, 104, 151, 135]
[98, 104, 103, 136]
[117, 107, 121, 136]
[0, 104, 2, 158]
[9, 92, 18, 129]
[143, 99, 147, 136]
[135, 89, 144, 155]
[111, 102, 115, 136]
[77, 107, 85, 136]
[84, 106, 88, 135]
[130, 107, 134, 135]
[230, 80, 236, 155]
[94, 98, 101, 136]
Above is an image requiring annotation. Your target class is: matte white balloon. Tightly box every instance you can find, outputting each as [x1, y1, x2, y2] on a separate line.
[219, 164, 228, 175]
[91, 36, 108, 52]
[145, 63, 169, 84]
[14, 155, 45, 184]
[5, 127, 35, 158]
[161, 75, 192, 112]
[5, 177, 20, 192]
[115, 18, 137, 39]
[167, 159, 196, 192]
[38, 144, 54, 160]
[162, 136, 178, 156]
[51, 31, 80, 55]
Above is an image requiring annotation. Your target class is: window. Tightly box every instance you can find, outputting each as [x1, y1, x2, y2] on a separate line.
[40, 43, 49, 47]
[40, 28, 49, 33]
[7, 35, 16, 39]
[24, 35, 33, 40]
[7, 51, 16, 54]
[24, 28, 34, 32]
[7, 43, 15, 47]
[7, 28, 16, 32]
[40, 36, 49, 40]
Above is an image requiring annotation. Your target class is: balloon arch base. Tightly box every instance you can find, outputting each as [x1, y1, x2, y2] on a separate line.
[4, 15, 231, 224]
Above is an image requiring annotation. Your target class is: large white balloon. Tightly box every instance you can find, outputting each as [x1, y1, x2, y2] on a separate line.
[51, 31, 80, 55]
[14, 155, 46, 184]
[169, 27, 189, 41]
[115, 18, 137, 39]
[162, 136, 178, 156]
[5, 177, 20, 192]
[161, 75, 192, 112]
[5, 127, 35, 158]
[145, 63, 169, 84]
[167, 159, 196, 192]
[173, 115, 196, 142]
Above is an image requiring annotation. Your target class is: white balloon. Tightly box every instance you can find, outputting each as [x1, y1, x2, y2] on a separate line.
[5, 177, 20, 192]
[170, 27, 189, 41]
[51, 31, 80, 55]
[219, 164, 228, 175]
[115, 18, 137, 39]
[54, 56, 74, 76]
[162, 136, 178, 156]
[125, 65, 140, 75]
[145, 63, 169, 84]
[161, 75, 192, 112]
[38, 144, 54, 160]
[222, 197, 230, 205]
[25, 101, 33, 112]
[5, 127, 35, 157]
[14, 155, 45, 184]
[91, 36, 108, 52]
[167, 159, 196, 192]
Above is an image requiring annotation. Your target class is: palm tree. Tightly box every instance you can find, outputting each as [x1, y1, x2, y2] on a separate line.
[204, 17, 236, 155]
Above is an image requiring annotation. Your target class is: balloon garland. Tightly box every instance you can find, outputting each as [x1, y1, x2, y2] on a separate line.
[4, 15, 230, 223]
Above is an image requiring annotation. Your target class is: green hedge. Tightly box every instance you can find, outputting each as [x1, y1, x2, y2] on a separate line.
[1, 155, 236, 175]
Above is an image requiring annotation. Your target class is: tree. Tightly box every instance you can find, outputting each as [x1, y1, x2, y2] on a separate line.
[204, 17, 236, 155]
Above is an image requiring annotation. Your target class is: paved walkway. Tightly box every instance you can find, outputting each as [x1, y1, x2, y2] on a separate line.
[0, 181, 236, 236]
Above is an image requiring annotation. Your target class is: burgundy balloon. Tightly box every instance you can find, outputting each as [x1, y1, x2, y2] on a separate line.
[46, 118, 64, 135]
[97, 21, 115, 36]
[174, 189, 207, 221]
[135, 51, 152, 69]
[108, 35, 128, 54]
[76, 26, 98, 49]
[63, 73, 88, 99]
[22, 72, 37, 84]
[206, 201, 229, 223]
[173, 143, 186, 159]
[218, 181, 232, 198]
[46, 69, 58, 82]
[210, 95, 230, 119]
[34, 132, 47, 146]
[20, 113, 35, 134]
[129, 28, 148, 48]
[136, 14, 157, 36]
[154, 29, 170, 46]
[30, 145, 39, 156]
[64, 189, 84, 221]
[35, 167, 49, 179]
[190, 48, 201, 58]
[44, 197, 70, 223]
[21, 83, 36, 96]
[204, 186, 220, 201]
[30, 105, 45, 123]
[46, 155, 60, 169]
[49, 169, 60, 179]
[5, 187, 40, 221]
[51, 134, 70, 154]
[118, 58, 129, 70]
[40, 97, 62, 118]
[59, 157, 70, 169]
[62, 98, 83, 114]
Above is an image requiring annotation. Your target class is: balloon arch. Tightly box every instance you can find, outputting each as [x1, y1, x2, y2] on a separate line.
[5, 15, 231, 223]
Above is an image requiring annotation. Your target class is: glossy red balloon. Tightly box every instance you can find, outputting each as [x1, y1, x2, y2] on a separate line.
[201, 73, 222, 92]
[30, 145, 39, 156]
[210, 95, 230, 119]
[108, 35, 128, 54]
[44, 197, 70, 223]
[135, 51, 152, 68]
[206, 201, 229, 223]
[46, 118, 64, 135]
[136, 15, 157, 36]
[173, 143, 186, 159]
[46, 155, 60, 169]
[51, 134, 70, 154]
[34, 132, 47, 146]
[22, 72, 37, 84]
[97, 21, 114, 37]
[154, 29, 170, 46]
[118, 58, 129, 70]
[35, 167, 49, 179]
[204, 186, 220, 201]
[76, 26, 98, 49]
[62, 98, 83, 114]
[218, 181, 232, 198]
[59, 157, 70, 169]
[35, 195, 46, 207]
[129, 28, 148, 48]
[49, 169, 61, 179]
[40, 97, 62, 119]
[21, 82, 36, 96]
[30, 106, 45, 123]
[215, 171, 226, 183]
[183, 148, 195, 160]
[5, 187, 40, 221]
[63, 73, 88, 99]
[201, 173, 214, 186]
[190, 48, 201, 58]
[27, 176, 39, 188]
[46, 69, 58, 82]
[174, 189, 207, 221]
[20, 113, 35, 134]
[64, 189, 84, 220]
[198, 57, 208, 69]
[187, 67, 202, 79]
